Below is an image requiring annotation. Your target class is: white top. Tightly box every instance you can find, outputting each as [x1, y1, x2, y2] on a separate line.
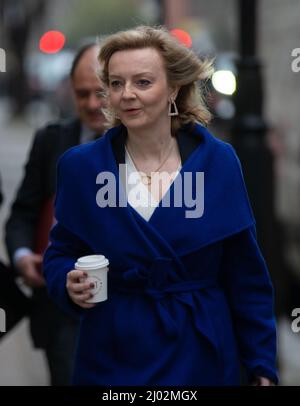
[125, 147, 181, 222]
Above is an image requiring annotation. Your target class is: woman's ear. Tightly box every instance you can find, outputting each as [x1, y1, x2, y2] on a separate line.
[169, 85, 180, 102]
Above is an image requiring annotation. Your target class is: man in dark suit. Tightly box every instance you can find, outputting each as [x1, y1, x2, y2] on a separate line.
[5, 43, 106, 385]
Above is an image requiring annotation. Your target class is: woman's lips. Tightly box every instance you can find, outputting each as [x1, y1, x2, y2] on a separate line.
[123, 108, 142, 116]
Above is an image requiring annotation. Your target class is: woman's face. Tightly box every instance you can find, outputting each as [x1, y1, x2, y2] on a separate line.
[107, 47, 176, 132]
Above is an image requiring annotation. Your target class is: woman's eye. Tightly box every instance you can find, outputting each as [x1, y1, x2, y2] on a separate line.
[110, 80, 122, 88]
[137, 79, 151, 87]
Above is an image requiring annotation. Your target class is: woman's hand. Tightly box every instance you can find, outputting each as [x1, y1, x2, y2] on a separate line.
[66, 270, 96, 309]
[251, 376, 275, 386]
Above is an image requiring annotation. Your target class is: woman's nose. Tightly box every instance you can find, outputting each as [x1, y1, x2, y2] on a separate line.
[121, 83, 136, 99]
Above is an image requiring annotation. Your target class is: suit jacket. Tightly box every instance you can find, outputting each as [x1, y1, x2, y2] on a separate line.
[5, 118, 81, 347]
[44, 123, 278, 385]
[5, 119, 81, 259]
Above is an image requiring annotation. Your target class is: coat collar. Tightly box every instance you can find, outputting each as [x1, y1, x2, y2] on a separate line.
[109, 123, 203, 167]
[96, 123, 255, 255]
[55, 123, 254, 260]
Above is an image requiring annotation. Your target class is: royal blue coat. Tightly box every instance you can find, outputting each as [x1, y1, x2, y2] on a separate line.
[43, 123, 278, 385]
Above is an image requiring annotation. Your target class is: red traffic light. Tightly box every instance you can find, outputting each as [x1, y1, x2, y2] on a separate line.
[170, 29, 192, 48]
[39, 31, 65, 54]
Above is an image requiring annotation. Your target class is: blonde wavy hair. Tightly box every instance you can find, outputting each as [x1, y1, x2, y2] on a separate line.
[98, 25, 214, 134]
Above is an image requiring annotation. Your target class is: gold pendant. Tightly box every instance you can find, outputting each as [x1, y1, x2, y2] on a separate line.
[142, 175, 151, 185]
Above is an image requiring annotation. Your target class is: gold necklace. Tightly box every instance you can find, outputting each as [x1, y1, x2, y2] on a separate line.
[126, 141, 175, 185]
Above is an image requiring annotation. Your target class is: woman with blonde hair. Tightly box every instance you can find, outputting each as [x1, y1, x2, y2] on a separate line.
[44, 26, 278, 386]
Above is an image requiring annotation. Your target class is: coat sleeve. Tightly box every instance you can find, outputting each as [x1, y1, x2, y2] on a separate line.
[43, 150, 93, 318]
[220, 225, 278, 384]
[43, 221, 92, 318]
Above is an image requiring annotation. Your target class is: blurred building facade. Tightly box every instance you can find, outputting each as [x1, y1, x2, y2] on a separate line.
[260, 0, 300, 285]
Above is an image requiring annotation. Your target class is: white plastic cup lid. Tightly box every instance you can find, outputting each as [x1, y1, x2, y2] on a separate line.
[75, 255, 109, 270]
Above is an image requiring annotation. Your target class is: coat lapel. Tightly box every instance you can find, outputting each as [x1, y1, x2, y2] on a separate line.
[56, 123, 254, 265]
[104, 123, 255, 257]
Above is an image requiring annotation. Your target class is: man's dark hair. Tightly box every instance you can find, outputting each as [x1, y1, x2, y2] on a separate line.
[70, 42, 98, 79]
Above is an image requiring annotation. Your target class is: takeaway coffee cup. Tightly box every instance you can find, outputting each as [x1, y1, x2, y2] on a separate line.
[75, 255, 109, 303]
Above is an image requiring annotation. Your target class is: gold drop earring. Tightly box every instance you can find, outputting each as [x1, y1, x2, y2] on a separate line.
[168, 99, 178, 116]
